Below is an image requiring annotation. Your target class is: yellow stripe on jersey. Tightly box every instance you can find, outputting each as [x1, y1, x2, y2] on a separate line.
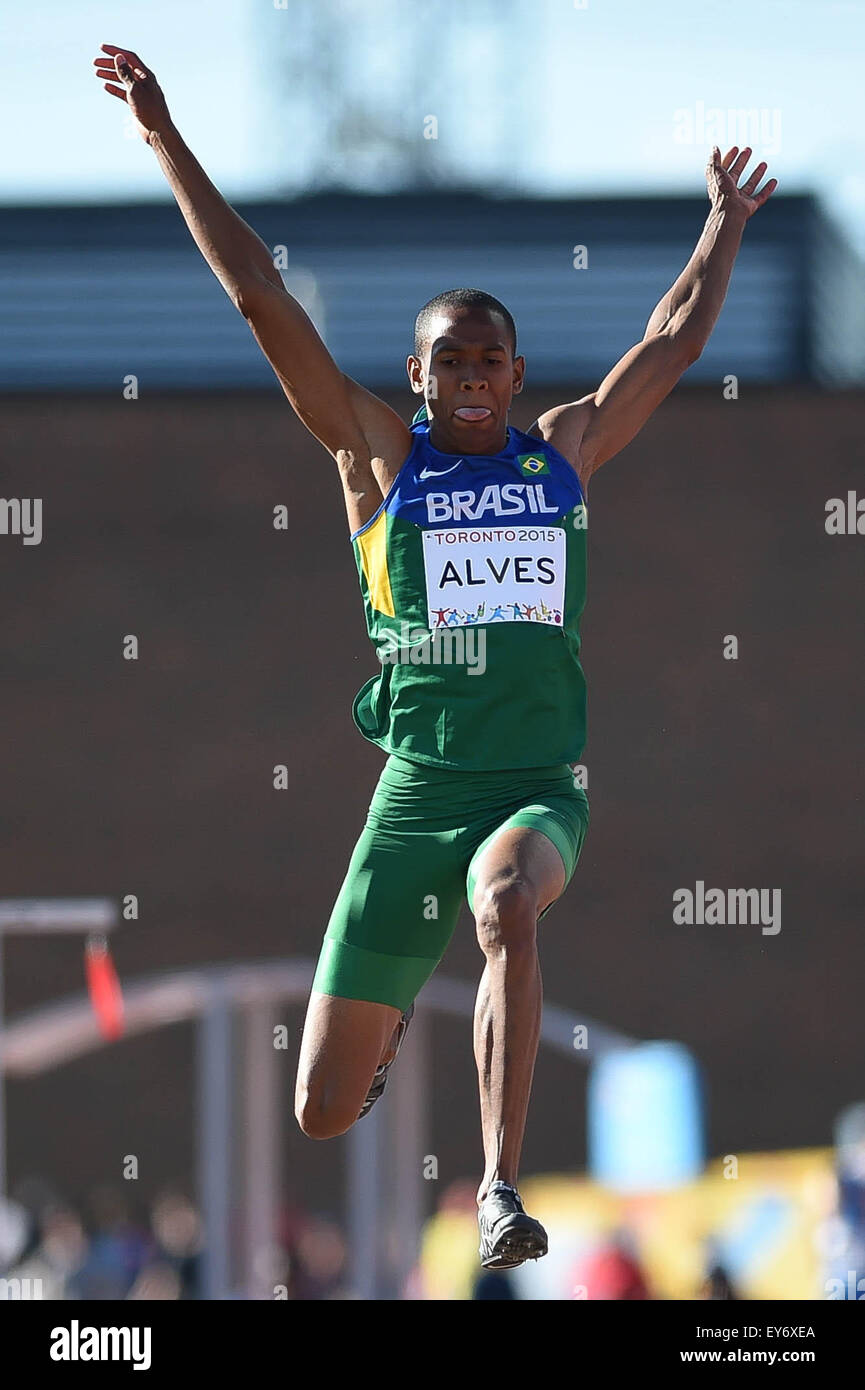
[356, 510, 395, 617]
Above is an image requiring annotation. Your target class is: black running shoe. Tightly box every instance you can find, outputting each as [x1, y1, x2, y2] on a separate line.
[477, 1181, 548, 1269]
[357, 1002, 415, 1120]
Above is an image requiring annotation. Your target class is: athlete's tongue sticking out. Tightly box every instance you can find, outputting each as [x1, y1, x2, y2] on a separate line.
[454, 406, 492, 421]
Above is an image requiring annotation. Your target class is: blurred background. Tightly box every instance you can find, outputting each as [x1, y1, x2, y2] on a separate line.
[1, 0, 864, 1300]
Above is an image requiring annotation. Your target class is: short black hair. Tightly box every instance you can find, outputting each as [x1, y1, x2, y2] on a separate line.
[413, 288, 517, 358]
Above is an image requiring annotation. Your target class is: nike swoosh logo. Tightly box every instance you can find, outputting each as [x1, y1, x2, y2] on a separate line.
[417, 459, 464, 480]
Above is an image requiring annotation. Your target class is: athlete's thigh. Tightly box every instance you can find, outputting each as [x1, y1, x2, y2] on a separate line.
[468, 825, 566, 918]
[312, 820, 465, 1010]
[301, 820, 464, 1126]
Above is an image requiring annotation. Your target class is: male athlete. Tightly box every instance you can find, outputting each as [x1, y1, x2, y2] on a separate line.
[95, 45, 776, 1272]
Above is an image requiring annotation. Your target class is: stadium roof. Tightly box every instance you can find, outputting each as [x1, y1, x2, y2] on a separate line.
[2, 193, 863, 390]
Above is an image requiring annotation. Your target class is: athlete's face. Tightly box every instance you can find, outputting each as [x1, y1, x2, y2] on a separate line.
[407, 307, 525, 454]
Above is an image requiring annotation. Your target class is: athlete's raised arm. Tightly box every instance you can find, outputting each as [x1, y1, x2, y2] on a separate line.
[531, 146, 777, 488]
[93, 45, 412, 532]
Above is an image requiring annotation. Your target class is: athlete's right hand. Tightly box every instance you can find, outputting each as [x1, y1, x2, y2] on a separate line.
[93, 45, 172, 144]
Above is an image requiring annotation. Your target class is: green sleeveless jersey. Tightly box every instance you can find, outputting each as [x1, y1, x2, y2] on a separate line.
[350, 422, 588, 771]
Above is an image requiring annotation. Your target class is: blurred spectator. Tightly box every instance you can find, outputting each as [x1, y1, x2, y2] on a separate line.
[571, 1229, 651, 1300]
[815, 1178, 865, 1300]
[149, 1189, 203, 1299]
[291, 1214, 349, 1299]
[697, 1237, 739, 1299]
[2, 1202, 89, 1300]
[832, 1103, 865, 1298]
[127, 1261, 184, 1300]
[472, 1268, 519, 1299]
[699, 1262, 738, 1299]
[0, 1196, 30, 1272]
[66, 1185, 156, 1299]
[2, 1174, 359, 1300]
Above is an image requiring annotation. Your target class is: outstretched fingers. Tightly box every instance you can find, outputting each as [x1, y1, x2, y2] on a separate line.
[735, 153, 778, 207]
[751, 176, 778, 209]
[93, 45, 150, 86]
[740, 160, 768, 196]
[93, 59, 130, 97]
[712, 144, 778, 210]
[99, 43, 150, 73]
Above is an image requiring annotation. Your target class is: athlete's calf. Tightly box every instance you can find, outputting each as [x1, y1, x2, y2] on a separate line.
[470, 827, 565, 1205]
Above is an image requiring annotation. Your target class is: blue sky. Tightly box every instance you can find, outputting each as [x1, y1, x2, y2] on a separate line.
[3, 0, 864, 252]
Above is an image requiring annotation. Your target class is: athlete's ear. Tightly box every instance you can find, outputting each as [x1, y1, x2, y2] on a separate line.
[512, 354, 526, 395]
[406, 354, 425, 394]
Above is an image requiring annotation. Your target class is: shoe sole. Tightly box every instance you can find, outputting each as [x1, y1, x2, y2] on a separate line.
[479, 1216, 548, 1270]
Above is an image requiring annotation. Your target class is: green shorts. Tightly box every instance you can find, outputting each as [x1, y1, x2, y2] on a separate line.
[312, 754, 589, 1013]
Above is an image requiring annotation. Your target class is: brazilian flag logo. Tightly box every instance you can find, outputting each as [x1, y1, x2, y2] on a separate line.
[518, 453, 550, 476]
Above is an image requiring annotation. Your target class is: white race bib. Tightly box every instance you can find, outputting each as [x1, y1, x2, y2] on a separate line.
[422, 525, 565, 629]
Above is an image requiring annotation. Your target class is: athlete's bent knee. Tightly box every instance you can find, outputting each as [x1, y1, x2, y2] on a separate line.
[294, 1088, 358, 1141]
[474, 876, 538, 954]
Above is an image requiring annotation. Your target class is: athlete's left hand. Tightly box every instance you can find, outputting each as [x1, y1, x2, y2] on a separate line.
[706, 146, 777, 218]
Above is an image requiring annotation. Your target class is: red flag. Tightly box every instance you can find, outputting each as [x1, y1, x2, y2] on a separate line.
[85, 934, 124, 1039]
